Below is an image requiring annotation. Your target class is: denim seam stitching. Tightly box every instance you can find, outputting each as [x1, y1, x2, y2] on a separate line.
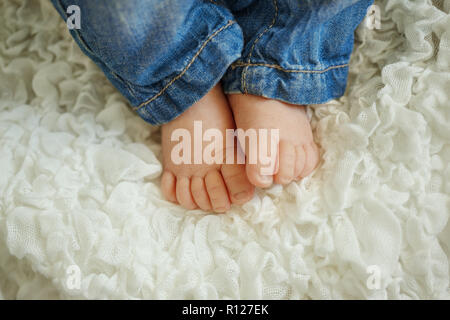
[242, 0, 278, 94]
[232, 62, 349, 74]
[133, 20, 236, 111]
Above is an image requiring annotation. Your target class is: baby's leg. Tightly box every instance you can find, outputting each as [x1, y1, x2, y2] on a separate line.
[50, 0, 254, 211]
[223, 0, 373, 187]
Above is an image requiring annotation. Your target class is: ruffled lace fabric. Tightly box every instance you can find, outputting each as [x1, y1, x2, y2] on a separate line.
[0, 0, 449, 299]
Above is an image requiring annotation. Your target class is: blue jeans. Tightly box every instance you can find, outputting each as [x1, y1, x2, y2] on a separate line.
[51, 0, 373, 125]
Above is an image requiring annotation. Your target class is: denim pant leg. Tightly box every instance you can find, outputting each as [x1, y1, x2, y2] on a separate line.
[222, 0, 373, 105]
[50, 0, 244, 125]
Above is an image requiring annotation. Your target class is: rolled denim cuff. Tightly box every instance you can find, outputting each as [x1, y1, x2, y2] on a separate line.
[51, 0, 244, 126]
[220, 0, 372, 105]
[222, 62, 350, 105]
[135, 21, 243, 125]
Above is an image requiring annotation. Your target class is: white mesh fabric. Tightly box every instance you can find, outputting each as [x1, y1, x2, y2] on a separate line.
[0, 0, 449, 299]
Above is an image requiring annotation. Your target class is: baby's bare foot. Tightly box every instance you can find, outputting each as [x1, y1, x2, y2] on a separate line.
[228, 94, 320, 188]
[161, 84, 254, 212]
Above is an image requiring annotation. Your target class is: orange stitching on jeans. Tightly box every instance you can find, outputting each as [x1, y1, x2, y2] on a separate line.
[242, 0, 278, 94]
[232, 62, 349, 74]
[133, 20, 235, 111]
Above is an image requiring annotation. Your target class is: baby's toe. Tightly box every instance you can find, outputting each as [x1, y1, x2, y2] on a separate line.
[221, 164, 254, 205]
[245, 143, 277, 188]
[205, 170, 231, 213]
[176, 176, 197, 210]
[246, 162, 274, 188]
[161, 170, 177, 203]
[191, 176, 212, 211]
[274, 141, 296, 185]
[300, 141, 320, 178]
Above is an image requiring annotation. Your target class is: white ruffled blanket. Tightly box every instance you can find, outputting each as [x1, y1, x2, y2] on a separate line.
[0, 0, 449, 299]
